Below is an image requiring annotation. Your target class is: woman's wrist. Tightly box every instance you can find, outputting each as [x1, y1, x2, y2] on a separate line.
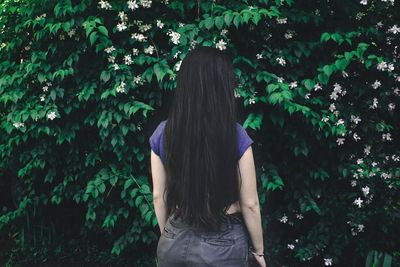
[249, 247, 264, 256]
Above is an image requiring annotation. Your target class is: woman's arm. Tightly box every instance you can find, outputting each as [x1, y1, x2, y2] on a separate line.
[150, 149, 168, 233]
[238, 146, 264, 254]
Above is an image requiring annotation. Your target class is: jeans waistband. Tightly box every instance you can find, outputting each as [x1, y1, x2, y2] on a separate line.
[168, 212, 244, 231]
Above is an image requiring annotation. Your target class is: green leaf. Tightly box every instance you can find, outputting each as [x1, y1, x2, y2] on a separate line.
[89, 32, 98, 46]
[317, 73, 329, 85]
[224, 12, 234, 26]
[322, 65, 334, 77]
[233, 14, 241, 28]
[204, 17, 214, 30]
[303, 79, 315, 91]
[98, 25, 108, 36]
[320, 32, 330, 42]
[215, 16, 224, 30]
[100, 70, 111, 82]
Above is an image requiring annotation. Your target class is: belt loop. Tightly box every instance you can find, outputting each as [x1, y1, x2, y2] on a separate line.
[227, 215, 233, 230]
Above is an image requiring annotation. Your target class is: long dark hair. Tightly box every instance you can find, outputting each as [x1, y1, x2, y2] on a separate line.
[163, 46, 241, 231]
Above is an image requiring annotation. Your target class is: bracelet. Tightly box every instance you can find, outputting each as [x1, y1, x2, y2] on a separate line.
[249, 248, 264, 257]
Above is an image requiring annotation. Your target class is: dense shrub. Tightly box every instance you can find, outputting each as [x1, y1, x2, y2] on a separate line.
[0, 0, 399, 266]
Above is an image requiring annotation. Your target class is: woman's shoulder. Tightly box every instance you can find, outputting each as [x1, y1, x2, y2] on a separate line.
[236, 122, 254, 160]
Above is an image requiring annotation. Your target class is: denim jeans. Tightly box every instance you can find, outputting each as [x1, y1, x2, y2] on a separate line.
[156, 212, 250, 267]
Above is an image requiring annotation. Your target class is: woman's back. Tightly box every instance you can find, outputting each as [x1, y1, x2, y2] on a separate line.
[149, 46, 265, 266]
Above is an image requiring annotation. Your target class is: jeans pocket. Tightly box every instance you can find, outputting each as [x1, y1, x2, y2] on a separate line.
[203, 237, 235, 247]
[161, 218, 179, 239]
[161, 225, 176, 239]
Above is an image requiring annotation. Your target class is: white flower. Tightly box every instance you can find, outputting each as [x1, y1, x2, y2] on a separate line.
[324, 258, 333, 266]
[124, 55, 133, 65]
[167, 30, 181, 45]
[377, 61, 387, 71]
[314, 83, 322, 91]
[364, 145, 371, 155]
[256, 53, 263, 59]
[351, 180, 357, 187]
[388, 103, 395, 111]
[67, 29, 76, 37]
[216, 39, 227, 50]
[113, 63, 119, 70]
[116, 81, 126, 93]
[372, 80, 381, 89]
[140, 0, 152, 8]
[362, 186, 370, 196]
[144, 45, 155, 54]
[296, 213, 304, 219]
[336, 138, 345, 145]
[249, 98, 256, 104]
[276, 18, 287, 24]
[173, 51, 181, 59]
[139, 23, 152, 32]
[305, 93, 311, 99]
[388, 24, 400, 34]
[276, 57, 286, 66]
[175, 60, 182, 71]
[221, 29, 228, 35]
[107, 56, 115, 63]
[353, 197, 363, 208]
[118, 11, 128, 21]
[131, 33, 147, 42]
[116, 22, 127, 31]
[321, 116, 329, 122]
[190, 40, 198, 49]
[127, 0, 139, 10]
[279, 215, 288, 223]
[382, 132, 392, 141]
[132, 48, 139, 56]
[47, 111, 57, 120]
[287, 244, 295, 250]
[277, 77, 284, 83]
[335, 119, 344, 126]
[369, 98, 378, 109]
[156, 20, 164, 28]
[333, 82, 342, 91]
[330, 91, 339, 101]
[289, 81, 297, 89]
[42, 85, 49, 92]
[358, 224, 365, 232]
[105, 46, 115, 53]
[13, 122, 25, 128]
[353, 132, 361, 141]
[350, 115, 361, 124]
[134, 75, 143, 85]
[98, 0, 112, 10]
[360, 0, 368, 5]
[329, 103, 336, 112]
[284, 31, 293, 39]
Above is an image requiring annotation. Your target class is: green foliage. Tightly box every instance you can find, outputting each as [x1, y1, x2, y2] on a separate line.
[0, 0, 399, 266]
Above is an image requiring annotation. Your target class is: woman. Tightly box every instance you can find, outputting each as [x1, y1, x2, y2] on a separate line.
[149, 46, 266, 267]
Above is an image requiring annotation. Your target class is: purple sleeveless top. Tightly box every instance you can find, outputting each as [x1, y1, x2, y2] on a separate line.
[149, 120, 254, 164]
